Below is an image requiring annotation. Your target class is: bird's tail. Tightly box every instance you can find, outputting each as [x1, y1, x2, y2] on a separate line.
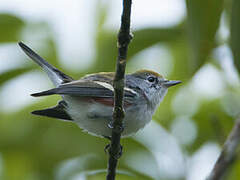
[18, 42, 73, 86]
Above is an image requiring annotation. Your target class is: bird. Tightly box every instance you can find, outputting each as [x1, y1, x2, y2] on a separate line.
[18, 42, 181, 138]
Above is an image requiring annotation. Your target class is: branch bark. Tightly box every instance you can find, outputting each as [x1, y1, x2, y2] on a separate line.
[207, 118, 240, 180]
[106, 0, 132, 180]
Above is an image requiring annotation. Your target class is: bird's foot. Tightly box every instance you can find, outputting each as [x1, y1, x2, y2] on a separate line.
[104, 144, 123, 159]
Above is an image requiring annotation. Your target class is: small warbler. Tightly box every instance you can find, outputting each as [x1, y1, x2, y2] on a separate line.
[19, 42, 181, 138]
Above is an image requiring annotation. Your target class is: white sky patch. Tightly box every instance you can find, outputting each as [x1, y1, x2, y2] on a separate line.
[0, 71, 51, 112]
[127, 44, 173, 77]
[134, 121, 185, 179]
[216, 11, 230, 43]
[71, 174, 86, 180]
[173, 63, 226, 116]
[191, 64, 225, 99]
[103, 0, 186, 29]
[171, 116, 197, 146]
[221, 92, 240, 118]
[172, 85, 200, 116]
[214, 45, 240, 86]
[186, 143, 220, 180]
[0, 43, 26, 73]
[124, 151, 160, 179]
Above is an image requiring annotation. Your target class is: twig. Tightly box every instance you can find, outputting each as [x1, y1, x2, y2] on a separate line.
[106, 0, 132, 180]
[207, 118, 240, 180]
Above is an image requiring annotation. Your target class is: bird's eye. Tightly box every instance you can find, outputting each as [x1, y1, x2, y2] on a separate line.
[147, 76, 155, 83]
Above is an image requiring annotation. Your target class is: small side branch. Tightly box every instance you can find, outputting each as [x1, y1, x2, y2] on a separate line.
[106, 0, 132, 180]
[207, 118, 240, 180]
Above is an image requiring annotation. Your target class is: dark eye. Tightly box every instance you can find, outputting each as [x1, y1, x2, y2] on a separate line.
[147, 76, 155, 83]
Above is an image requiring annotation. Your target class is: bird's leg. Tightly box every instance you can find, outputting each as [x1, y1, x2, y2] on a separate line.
[103, 136, 123, 158]
[104, 144, 111, 154]
[104, 144, 123, 159]
[116, 145, 123, 159]
[103, 136, 111, 154]
[104, 119, 124, 158]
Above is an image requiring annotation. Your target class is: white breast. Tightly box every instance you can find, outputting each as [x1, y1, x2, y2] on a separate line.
[63, 96, 153, 137]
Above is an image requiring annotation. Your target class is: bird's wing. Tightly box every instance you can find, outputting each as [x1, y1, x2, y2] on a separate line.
[31, 80, 137, 99]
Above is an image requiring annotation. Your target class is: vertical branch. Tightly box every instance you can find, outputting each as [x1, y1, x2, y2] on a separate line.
[207, 118, 240, 180]
[106, 0, 132, 180]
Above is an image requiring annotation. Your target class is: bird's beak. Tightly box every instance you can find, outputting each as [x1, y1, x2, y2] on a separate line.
[163, 80, 182, 88]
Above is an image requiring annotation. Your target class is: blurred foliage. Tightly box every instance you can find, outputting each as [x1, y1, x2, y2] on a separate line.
[0, 14, 24, 42]
[0, 0, 240, 180]
[0, 66, 33, 85]
[186, 0, 223, 73]
[230, 0, 240, 74]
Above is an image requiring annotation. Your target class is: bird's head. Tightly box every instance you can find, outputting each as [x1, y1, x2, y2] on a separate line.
[127, 69, 181, 108]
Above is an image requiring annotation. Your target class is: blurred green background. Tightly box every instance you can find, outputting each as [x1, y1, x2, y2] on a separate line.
[0, 0, 240, 180]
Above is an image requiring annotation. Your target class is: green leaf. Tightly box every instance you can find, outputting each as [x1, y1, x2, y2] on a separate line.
[0, 14, 25, 42]
[94, 30, 117, 72]
[226, 160, 240, 180]
[93, 26, 184, 73]
[191, 99, 234, 152]
[230, 0, 240, 74]
[168, 39, 192, 80]
[128, 26, 184, 59]
[186, 0, 224, 73]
